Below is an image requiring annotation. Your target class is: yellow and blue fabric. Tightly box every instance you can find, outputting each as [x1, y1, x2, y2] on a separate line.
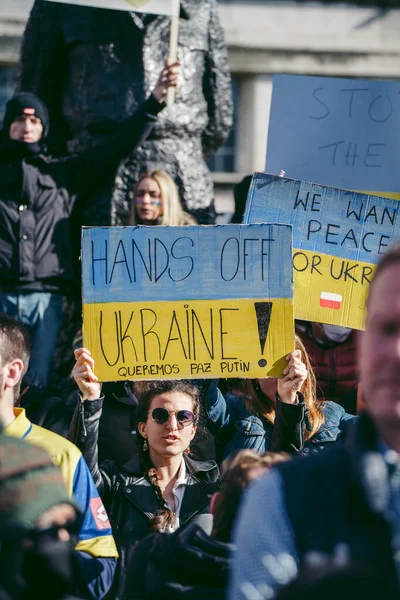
[6, 408, 117, 599]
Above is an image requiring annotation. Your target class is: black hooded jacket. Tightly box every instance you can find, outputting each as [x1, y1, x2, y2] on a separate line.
[0, 95, 163, 294]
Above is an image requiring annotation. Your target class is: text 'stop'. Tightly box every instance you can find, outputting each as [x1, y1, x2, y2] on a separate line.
[266, 74, 400, 191]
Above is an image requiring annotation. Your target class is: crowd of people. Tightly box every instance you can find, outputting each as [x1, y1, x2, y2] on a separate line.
[0, 3, 399, 599]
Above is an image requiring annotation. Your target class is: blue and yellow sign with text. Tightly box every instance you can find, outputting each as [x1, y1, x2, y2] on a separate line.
[82, 224, 294, 381]
[244, 174, 400, 330]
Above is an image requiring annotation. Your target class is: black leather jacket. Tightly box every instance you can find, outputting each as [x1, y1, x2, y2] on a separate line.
[75, 397, 220, 600]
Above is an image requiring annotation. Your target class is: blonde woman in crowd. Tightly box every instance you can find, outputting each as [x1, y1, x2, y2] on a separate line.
[131, 170, 197, 226]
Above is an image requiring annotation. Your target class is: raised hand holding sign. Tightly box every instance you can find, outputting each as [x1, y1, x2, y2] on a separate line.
[81, 224, 294, 381]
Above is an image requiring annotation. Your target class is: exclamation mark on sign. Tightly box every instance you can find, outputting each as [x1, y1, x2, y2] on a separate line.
[254, 302, 273, 367]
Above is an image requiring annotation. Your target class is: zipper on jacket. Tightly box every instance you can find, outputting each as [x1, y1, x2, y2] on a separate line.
[78, 397, 87, 442]
[19, 160, 29, 276]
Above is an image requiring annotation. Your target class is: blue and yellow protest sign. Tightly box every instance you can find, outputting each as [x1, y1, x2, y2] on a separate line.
[266, 75, 400, 199]
[82, 224, 294, 381]
[244, 174, 400, 330]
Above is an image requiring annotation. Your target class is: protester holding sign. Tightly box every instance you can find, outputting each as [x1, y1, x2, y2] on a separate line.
[199, 336, 356, 460]
[70, 222, 293, 468]
[69, 172, 198, 462]
[0, 63, 178, 387]
[19, 0, 233, 225]
[72, 348, 220, 600]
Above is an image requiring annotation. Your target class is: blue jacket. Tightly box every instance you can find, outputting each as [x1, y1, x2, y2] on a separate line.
[201, 380, 356, 460]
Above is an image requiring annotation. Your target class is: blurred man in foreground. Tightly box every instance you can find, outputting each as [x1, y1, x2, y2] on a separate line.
[0, 431, 82, 599]
[0, 313, 118, 599]
[230, 244, 400, 599]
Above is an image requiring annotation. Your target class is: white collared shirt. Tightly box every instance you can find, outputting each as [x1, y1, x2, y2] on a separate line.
[142, 458, 193, 533]
[164, 458, 192, 532]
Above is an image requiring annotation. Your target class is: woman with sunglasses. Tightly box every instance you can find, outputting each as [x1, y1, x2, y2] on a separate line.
[72, 347, 219, 600]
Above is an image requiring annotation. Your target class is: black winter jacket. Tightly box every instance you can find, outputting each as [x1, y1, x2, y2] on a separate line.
[0, 95, 163, 293]
[125, 523, 234, 600]
[75, 397, 220, 600]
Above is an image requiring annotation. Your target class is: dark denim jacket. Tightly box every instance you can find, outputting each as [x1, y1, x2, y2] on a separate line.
[202, 380, 357, 460]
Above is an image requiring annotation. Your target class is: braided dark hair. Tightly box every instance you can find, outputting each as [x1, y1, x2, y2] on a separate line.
[136, 380, 200, 532]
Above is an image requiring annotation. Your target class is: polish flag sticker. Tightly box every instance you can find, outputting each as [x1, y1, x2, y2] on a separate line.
[320, 292, 342, 310]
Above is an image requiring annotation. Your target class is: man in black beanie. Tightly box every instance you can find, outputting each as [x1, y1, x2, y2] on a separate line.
[4, 92, 49, 146]
[0, 63, 178, 387]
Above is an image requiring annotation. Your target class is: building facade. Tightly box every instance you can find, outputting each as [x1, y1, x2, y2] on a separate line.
[1, 0, 400, 216]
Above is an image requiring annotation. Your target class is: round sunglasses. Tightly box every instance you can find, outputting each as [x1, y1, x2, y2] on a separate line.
[150, 408, 195, 427]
